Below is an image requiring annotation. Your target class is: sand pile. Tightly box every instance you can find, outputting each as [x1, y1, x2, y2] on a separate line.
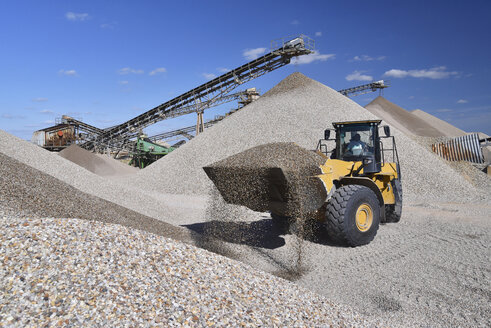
[0, 130, 177, 222]
[130, 73, 485, 203]
[59, 144, 137, 178]
[0, 152, 190, 241]
[365, 96, 445, 137]
[410, 109, 467, 137]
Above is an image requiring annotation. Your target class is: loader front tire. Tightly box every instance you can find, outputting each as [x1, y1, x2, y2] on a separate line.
[325, 185, 380, 247]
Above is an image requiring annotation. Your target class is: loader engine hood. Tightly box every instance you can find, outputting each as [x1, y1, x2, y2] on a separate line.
[203, 142, 328, 217]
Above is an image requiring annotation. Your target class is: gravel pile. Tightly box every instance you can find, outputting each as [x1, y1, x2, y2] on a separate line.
[0, 216, 376, 327]
[204, 142, 327, 216]
[410, 109, 467, 137]
[59, 144, 138, 178]
[0, 152, 191, 242]
[131, 73, 486, 203]
[364, 96, 445, 137]
[0, 130, 177, 222]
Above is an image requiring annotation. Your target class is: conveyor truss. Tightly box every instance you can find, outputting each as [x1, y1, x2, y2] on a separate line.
[81, 35, 315, 152]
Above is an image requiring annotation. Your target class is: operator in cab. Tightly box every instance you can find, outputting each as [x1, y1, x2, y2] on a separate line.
[346, 133, 367, 156]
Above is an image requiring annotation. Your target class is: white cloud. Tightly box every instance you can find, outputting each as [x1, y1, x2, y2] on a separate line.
[353, 55, 386, 61]
[1, 113, 26, 119]
[43, 120, 55, 125]
[291, 51, 335, 65]
[118, 67, 144, 75]
[409, 96, 415, 99]
[118, 80, 129, 85]
[345, 71, 373, 82]
[202, 73, 216, 80]
[32, 97, 48, 102]
[315, 31, 322, 37]
[65, 12, 90, 22]
[384, 66, 459, 79]
[217, 67, 230, 73]
[59, 69, 77, 76]
[243, 47, 267, 61]
[100, 22, 116, 29]
[457, 99, 468, 104]
[291, 19, 300, 25]
[149, 67, 167, 76]
[40, 110, 54, 114]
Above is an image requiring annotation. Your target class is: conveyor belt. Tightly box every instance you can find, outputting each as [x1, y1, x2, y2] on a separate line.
[339, 80, 389, 97]
[82, 35, 314, 151]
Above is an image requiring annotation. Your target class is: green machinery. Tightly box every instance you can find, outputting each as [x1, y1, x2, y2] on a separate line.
[130, 135, 174, 168]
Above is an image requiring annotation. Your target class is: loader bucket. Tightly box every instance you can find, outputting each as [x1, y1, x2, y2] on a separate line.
[203, 142, 328, 217]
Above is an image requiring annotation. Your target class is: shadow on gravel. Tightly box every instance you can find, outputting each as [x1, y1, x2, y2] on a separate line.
[183, 219, 286, 249]
[184, 217, 345, 249]
[371, 294, 402, 312]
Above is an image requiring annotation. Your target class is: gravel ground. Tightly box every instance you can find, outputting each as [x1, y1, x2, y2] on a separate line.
[0, 216, 377, 327]
[129, 73, 486, 204]
[184, 197, 491, 327]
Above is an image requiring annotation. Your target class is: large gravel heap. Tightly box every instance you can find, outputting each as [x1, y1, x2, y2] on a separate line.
[0, 152, 190, 241]
[0, 130, 177, 222]
[364, 96, 445, 137]
[131, 73, 486, 203]
[410, 109, 467, 137]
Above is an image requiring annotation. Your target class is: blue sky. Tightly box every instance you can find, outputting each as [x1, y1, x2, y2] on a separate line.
[1, 0, 490, 141]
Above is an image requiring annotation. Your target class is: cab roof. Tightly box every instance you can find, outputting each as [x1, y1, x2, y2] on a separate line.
[332, 120, 382, 127]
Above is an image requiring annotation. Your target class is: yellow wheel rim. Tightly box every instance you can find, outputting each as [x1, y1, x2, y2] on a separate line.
[355, 203, 373, 232]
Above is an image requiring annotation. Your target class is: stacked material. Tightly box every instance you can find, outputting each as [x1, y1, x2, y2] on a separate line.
[410, 109, 467, 137]
[59, 144, 138, 178]
[131, 73, 486, 203]
[0, 217, 373, 327]
[365, 96, 445, 137]
[0, 130, 176, 223]
[0, 152, 189, 242]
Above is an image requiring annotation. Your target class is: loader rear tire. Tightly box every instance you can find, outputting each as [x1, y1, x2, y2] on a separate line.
[384, 179, 402, 223]
[325, 185, 380, 247]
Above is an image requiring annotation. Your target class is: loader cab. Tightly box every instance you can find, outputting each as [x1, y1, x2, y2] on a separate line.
[333, 120, 383, 174]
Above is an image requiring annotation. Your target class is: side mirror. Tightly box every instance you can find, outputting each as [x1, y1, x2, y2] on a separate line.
[383, 125, 391, 137]
[324, 129, 331, 140]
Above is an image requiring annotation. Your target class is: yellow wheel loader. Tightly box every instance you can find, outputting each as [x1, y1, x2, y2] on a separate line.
[203, 120, 402, 247]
